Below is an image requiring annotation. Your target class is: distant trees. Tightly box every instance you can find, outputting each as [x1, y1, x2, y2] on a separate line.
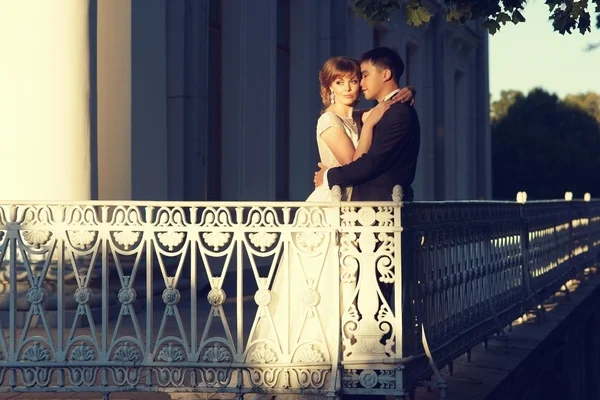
[564, 92, 600, 123]
[492, 88, 600, 200]
[491, 90, 524, 122]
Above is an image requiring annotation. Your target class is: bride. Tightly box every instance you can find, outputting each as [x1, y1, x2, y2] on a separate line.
[248, 57, 412, 394]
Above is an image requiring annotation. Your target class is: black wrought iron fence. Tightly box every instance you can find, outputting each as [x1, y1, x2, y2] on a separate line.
[400, 198, 600, 396]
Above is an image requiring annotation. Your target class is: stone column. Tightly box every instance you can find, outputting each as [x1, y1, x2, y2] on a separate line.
[0, 0, 91, 201]
[0, 0, 93, 327]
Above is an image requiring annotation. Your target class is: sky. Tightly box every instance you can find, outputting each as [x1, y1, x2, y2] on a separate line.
[489, 0, 600, 101]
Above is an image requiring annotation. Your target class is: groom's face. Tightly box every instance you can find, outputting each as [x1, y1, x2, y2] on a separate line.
[360, 61, 385, 101]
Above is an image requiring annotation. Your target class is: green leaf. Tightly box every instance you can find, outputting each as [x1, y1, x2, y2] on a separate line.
[483, 18, 501, 34]
[498, 12, 512, 25]
[511, 10, 526, 24]
[446, 7, 463, 22]
[578, 12, 591, 33]
[405, 2, 432, 27]
[545, 0, 561, 12]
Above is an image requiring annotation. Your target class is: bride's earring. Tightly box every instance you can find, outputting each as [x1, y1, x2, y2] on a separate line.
[330, 91, 335, 104]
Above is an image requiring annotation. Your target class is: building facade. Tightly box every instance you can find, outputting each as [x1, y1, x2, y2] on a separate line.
[1, 0, 491, 202]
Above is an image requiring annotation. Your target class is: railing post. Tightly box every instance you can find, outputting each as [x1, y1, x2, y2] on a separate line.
[517, 192, 537, 319]
[392, 186, 406, 396]
[329, 185, 343, 399]
[583, 193, 593, 273]
[565, 192, 577, 279]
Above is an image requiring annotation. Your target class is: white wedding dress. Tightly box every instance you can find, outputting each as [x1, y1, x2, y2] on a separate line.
[248, 112, 359, 386]
[306, 112, 359, 202]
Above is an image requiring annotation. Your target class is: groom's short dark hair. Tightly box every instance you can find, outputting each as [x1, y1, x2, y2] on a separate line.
[361, 47, 405, 85]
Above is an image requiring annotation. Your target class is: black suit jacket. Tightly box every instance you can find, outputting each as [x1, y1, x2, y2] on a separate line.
[328, 102, 420, 201]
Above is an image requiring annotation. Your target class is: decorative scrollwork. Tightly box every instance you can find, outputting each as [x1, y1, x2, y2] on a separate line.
[197, 367, 232, 387]
[295, 232, 325, 252]
[340, 207, 359, 226]
[113, 231, 140, 250]
[22, 342, 49, 362]
[202, 232, 231, 251]
[113, 342, 140, 362]
[157, 343, 184, 362]
[26, 286, 46, 313]
[295, 368, 329, 389]
[68, 230, 96, 249]
[249, 232, 278, 251]
[203, 343, 231, 363]
[292, 207, 329, 228]
[340, 256, 359, 284]
[70, 343, 95, 361]
[162, 287, 181, 306]
[357, 207, 377, 226]
[358, 369, 378, 388]
[118, 287, 136, 305]
[375, 207, 395, 226]
[343, 369, 395, 390]
[112, 366, 141, 386]
[74, 287, 92, 305]
[254, 288, 271, 307]
[22, 230, 52, 248]
[22, 367, 51, 387]
[207, 288, 226, 307]
[302, 288, 321, 309]
[248, 367, 280, 388]
[377, 256, 394, 284]
[341, 206, 394, 227]
[157, 231, 185, 250]
[67, 367, 97, 387]
[156, 367, 184, 387]
[246, 208, 280, 227]
[342, 369, 360, 388]
[200, 207, 232, 227]
[296, 345, 325, 363]
[378, 369, 396, 389]
[250, 344, 277, 364]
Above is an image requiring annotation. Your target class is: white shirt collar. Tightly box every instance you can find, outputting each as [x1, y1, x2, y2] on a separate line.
[382, 88, 401, 102]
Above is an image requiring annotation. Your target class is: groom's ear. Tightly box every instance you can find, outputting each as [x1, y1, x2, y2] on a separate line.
[382, 69, 393, 82]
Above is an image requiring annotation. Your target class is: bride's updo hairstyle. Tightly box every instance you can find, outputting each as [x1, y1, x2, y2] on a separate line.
[319, 56, 361, 108]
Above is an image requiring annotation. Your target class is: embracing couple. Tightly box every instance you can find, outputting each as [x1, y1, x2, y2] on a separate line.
[253, 47, 419, 400]
[310, 46, 420, 203]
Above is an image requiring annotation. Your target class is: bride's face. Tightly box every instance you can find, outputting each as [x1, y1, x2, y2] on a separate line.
[329, 75, 360, 106]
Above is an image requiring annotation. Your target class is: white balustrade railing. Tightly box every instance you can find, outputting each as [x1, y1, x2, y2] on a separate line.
[0, 190, 599, 399]
[0, 189, 405, 398]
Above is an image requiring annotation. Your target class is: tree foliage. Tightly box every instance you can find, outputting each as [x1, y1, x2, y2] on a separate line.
[564, 91, 600, 122]
[492, 88, 600, 200]
[491, 90, 525, 122]
[352, 0, 600, 35]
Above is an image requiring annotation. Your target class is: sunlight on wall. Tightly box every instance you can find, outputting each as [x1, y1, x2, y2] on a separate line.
[0, 0, 90, 201]
[97, 0, 132, 200]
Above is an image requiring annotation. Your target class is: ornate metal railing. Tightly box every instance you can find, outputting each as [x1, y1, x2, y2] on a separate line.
[0, 190, 598, 399]
[0, 190, 404, 399]
[400, 196, 600, 397]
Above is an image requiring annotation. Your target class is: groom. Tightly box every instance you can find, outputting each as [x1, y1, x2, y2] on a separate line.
[314, 47, 420, 201]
